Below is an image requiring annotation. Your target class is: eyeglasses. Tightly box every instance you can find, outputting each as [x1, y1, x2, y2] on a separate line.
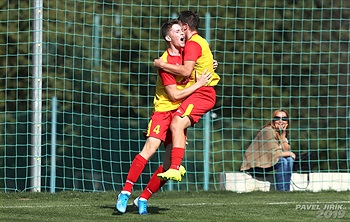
[273, 116, 289, 121]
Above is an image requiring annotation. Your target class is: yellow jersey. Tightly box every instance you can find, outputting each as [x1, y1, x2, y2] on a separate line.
[184, 33, 220, 87]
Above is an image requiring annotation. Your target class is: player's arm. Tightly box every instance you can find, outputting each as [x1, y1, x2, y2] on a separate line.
[154, 59, 218, 77]
[164, 69, 211, 102]
[154, 59, 195, 78]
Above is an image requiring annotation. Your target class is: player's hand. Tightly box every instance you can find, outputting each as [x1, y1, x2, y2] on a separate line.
[153, 58, 164, 68]
[213, 60, 218, 70]
[195, 68, 212, 86]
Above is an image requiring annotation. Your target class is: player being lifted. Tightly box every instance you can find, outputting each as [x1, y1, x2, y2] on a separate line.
[155, 10, 220, 181]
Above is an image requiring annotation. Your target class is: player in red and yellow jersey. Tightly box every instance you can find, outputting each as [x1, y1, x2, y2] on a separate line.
[155, 11, 220, 181]
[116, 19, 212, 215]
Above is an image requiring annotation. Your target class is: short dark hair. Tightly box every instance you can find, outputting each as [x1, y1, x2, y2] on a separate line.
[178, 10, 200, 31]
[161, 19, 179, 40]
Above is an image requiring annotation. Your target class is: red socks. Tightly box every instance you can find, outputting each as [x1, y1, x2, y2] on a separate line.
[122, 148, 185, 195]
[140, 165, 167, 200]
[170, 147, 185, 170]
[122, 154, 148, 193]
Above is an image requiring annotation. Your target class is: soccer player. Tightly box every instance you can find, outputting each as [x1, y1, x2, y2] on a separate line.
[115, 19, 212, 215]
[154, 11, 220, 181]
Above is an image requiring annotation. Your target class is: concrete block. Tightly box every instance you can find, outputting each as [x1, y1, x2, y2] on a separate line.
[307, 173, 350, 192]
[221, 172, 350, 192]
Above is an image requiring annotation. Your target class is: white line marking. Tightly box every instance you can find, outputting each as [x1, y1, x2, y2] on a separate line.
[1, 204, 91, 209]
[2, 201, 349, 209]
[171, 201, 350, 206]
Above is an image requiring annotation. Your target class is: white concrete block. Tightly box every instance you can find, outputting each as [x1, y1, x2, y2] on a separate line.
[290, 173, 309, 191]
[221, 172, 350, 192]
[307, 173, 350, 192]
[221, 172, 271, 193]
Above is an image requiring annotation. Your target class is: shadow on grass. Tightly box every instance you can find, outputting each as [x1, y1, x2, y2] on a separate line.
[100, 205, 170, 215]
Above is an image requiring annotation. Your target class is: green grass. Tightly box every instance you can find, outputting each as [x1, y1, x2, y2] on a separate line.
[1, 190, 349, 222]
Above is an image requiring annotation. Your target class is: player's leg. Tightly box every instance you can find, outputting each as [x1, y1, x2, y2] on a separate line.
[116, 137, 162, 213]
[116, 112, 171, 213]
[135, 142, 172, 215]
[156, 119, 190, 181]
[123, 137, 162, 192]
[158, 87, 216, 181]
[135, 164, 165, 215]
[165, 116, 190, 179]
[135, 130, 187, 215]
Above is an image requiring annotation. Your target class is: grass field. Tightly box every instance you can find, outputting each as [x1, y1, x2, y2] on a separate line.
[1, 190, 349, 221]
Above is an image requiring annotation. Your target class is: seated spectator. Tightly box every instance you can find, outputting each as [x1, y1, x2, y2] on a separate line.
[240, 109, 296, 191]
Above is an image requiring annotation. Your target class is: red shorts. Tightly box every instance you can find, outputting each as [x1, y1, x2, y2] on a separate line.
[146, 111, 173, 141]
[174, 86, 216, 125]
[146, 110, 187, 146]
[145, 110, 182, 146]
